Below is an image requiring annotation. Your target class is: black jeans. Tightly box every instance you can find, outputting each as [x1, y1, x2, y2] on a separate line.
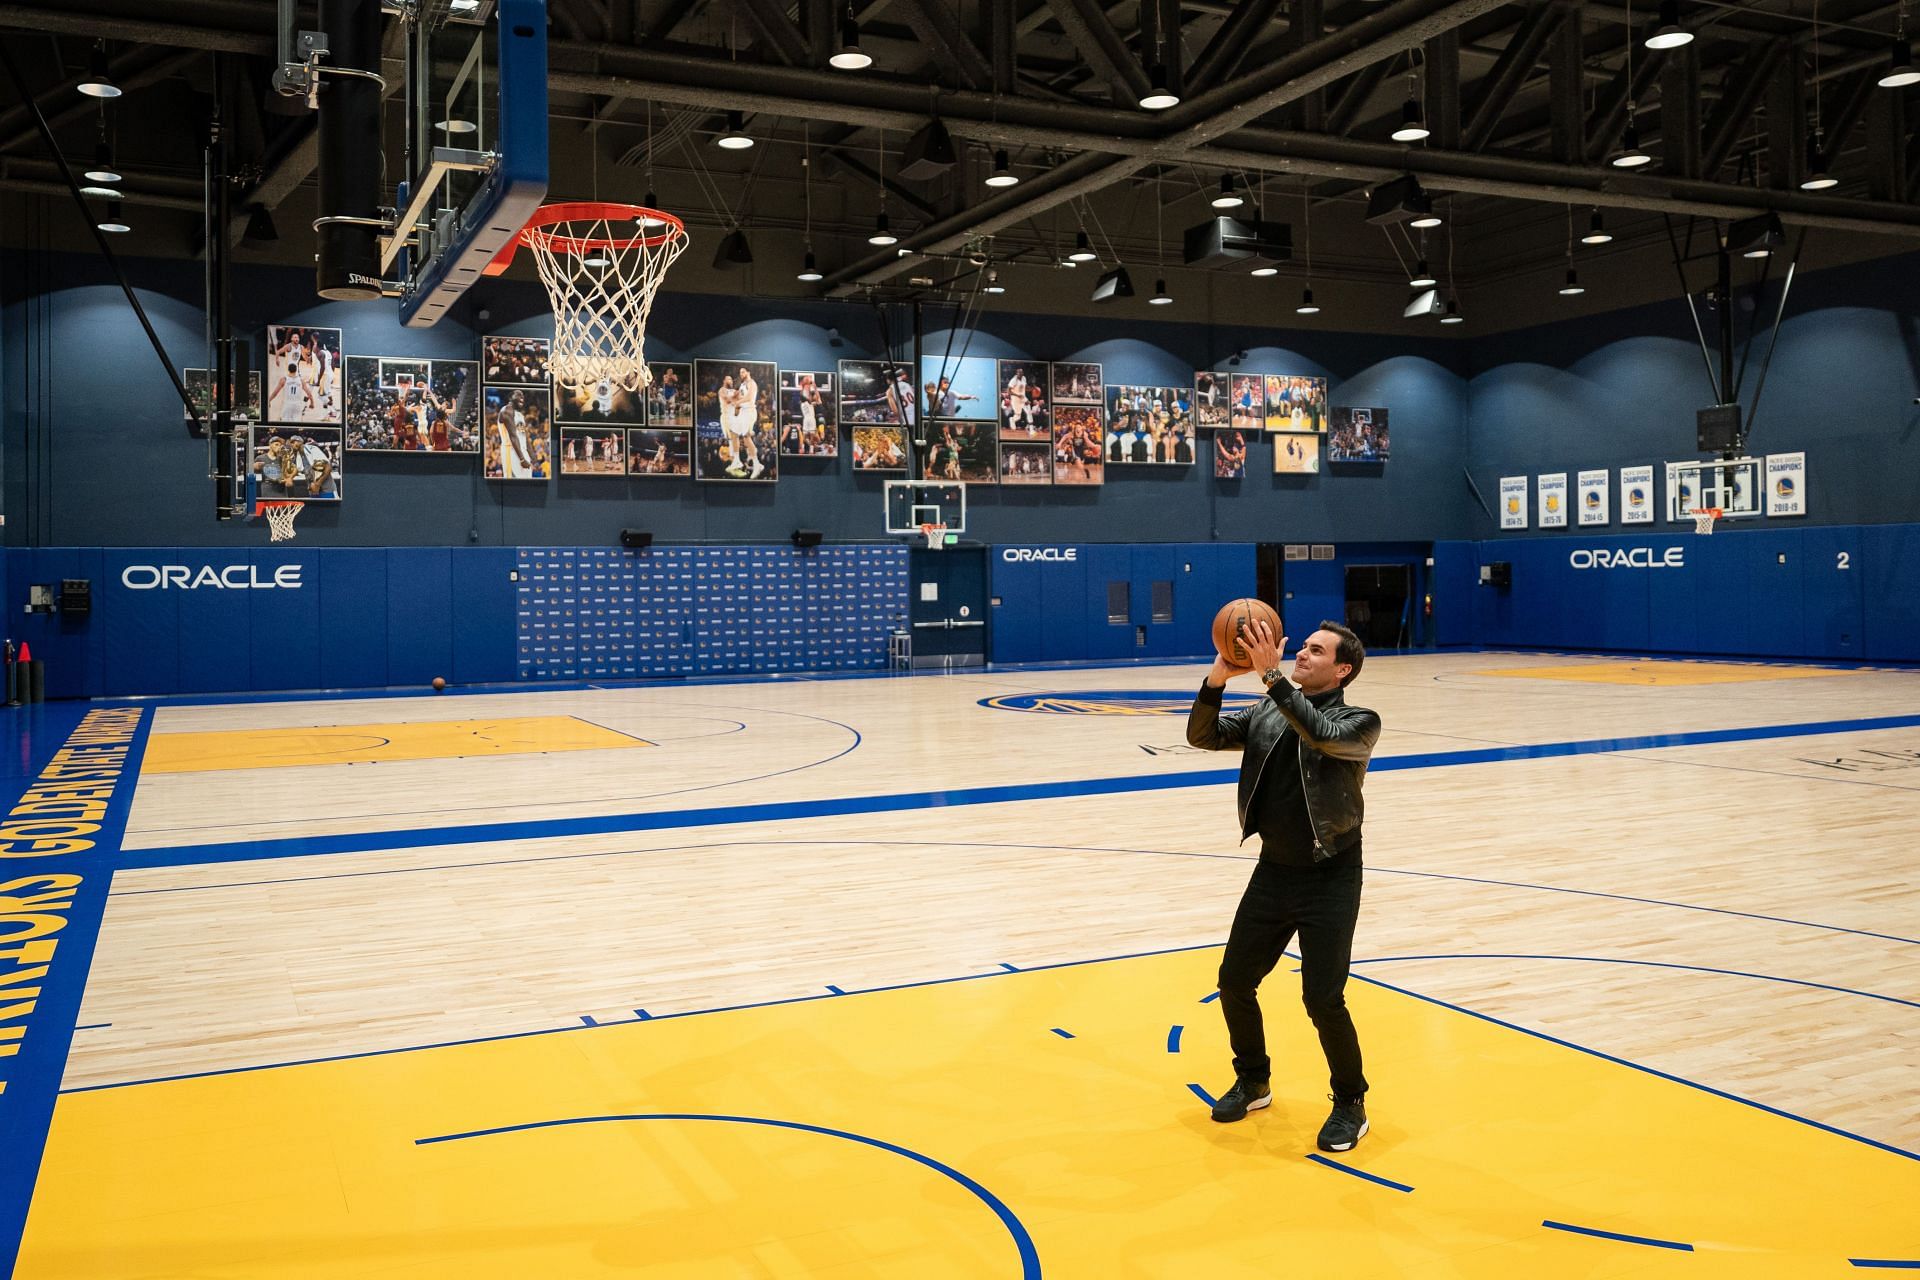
[1216, 854, 1368, 1102]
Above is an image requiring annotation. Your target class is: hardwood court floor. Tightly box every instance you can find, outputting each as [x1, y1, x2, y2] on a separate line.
[17, 652, 1920, 1276]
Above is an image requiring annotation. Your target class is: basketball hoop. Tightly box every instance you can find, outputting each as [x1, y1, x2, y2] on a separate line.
[1688, 506, 1723, 535]
[257, 500, 304, 542]
[919, 522, 947, 550]
[484, 201, 687, 395]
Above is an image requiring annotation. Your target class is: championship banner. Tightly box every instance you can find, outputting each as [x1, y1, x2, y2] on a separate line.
[1663, 461, 1694, 522]
[1620, 464, 1654, 524]
[1765, 452, 1807, 517]
[1577, 468, 1609, 525]
[1537, 472, 1568, 528]
[1499, 475, 1528, 529]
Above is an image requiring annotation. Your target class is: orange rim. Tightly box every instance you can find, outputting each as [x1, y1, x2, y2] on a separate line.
[485, 201, 685, 274]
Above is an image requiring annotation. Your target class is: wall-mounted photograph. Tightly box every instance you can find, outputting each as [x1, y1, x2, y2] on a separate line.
[1272, 431, 1321, 474]
[1105, 385, 1195, 465]
[780, 370, 838, 456]
[851, 424, 910, 472]
[345, 357, 481, 452]
[1214, 428, 1250, 479]
[249, 425, 343, 500]
[627, 428, 691, 476]
[1263, 374, 1328, 433]
[559, 426, 628, 475]
[1052, 406, 1104, 485]
[646, 361, 691, 427]
[1051, 361, 1103, 406]
[265, 325, 343, 424]
[920, 354, 996, 420]
[1194, 371, 1232, 429]
[839, 359, 914, 426]
[694, 358, 777, 482]
[1328, 407, 1390, 462]
[183, 368, 263, 424]
[482, 335, 551, 385]
[482, 385, 553, 480]
[1000, 440, 1053, 484]
[557, 376, 644, 426]
[1229, 374, 1264, 432]
[923, 420, 998, 482]
[997, 360, 1051, 440]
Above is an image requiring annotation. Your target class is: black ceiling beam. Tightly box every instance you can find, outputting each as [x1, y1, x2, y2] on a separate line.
[1463, 3, 1565, 152]
[892, 0, 994, 90]
[1702, 39, 1789, 176]
[1324, 62, 1389, 135]
[1424, 28, 1461, 150]
[1658, 42, 1703, 178]
[825, 148, 942, 219]
[1819, 67, 1874, 165]
[1186, 0, 1285, 96]
[1044, 0, 1150, 106]
[988, 0, 1016, 94]
[735, 0, 813, 68]
[1548, 8, 1583, 164]
[1765, 50, 1804, 190]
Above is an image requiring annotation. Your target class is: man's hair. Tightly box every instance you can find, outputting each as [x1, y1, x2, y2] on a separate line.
[1317, 620, 1365, 687]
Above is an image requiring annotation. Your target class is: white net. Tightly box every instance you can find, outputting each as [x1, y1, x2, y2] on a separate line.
[920, 522, 947, 550]
[261, 501, 303, 542]
[1689, 507, 1721, 535]
[520, 204, 688, 396]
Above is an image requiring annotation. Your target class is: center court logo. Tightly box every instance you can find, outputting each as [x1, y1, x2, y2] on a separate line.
[1000, 547, 1077, 563]
[1567, 547, 1685, 570]
[121, 564, 304, 589]
[982, 690, 1263, 715]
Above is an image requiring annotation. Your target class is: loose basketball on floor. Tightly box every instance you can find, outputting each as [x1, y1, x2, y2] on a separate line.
[1211, 598, 1282, 668]
[432, 677, 446, 692]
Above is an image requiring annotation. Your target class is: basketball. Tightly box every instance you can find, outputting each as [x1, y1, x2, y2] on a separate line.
[431, 677, 446, 692]
[1211, 598, 1281, 669]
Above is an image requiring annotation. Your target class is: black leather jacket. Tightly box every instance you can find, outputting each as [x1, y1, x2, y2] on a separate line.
[1187, 678, 1382, 862]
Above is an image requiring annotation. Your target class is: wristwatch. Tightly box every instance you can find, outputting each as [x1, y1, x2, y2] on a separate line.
[1261, 666, 1285, 688]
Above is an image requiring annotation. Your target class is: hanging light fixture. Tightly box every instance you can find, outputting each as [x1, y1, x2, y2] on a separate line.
[985, 268, 1006, 294]
[797, 132, 825, 279]
[1440, 297, 1464, 323]
[1645, 0, 1693, 49]
[797, 250, 823, 280]
[1296, 287, 1320, 315]
[1250, 262, 1279, 277]
[1297, 185, 1320, 312]
[1140, 64, 1180, 110]
[1212, 174, 1244, 209]
[715, 110, 754, 149]
[984, 149, 1019, 187]
[1068, 229, 1098, 262]
[1580, 209, 1613, 244]
[78, 181, 119, 198]
[1391, 65, 1430, 143]
[1801, 136, 1838, 189]
[1409, 201, 1443, 229]
[76, 43, 120, 98]
[869, 130, 896, 244]
[831, 6, 872, 70]
[1409, 259, 1437, 288]
[868, 210, 896, 245]
[1147, 172, 1171, 302]
[1612, 117, 1653, 167]
[1880, 41, 1920, 86]
[1558, 268, 1585, 296]
[95, 200, 130, 233]
[1149, 277, 1173, 305]
[84, 119, 120, 184]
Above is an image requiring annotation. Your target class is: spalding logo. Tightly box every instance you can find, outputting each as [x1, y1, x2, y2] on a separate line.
[1567, 547, 1685, 570]
[1001, 547, 1078, 562]
[122, 564, 304, 589]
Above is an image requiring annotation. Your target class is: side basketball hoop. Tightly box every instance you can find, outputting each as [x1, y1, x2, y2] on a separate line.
[257, 500, 304, 542]
[484, 201, 687, 395]
[1688, 506, 1723, 535]
[919, 522, 948, 550]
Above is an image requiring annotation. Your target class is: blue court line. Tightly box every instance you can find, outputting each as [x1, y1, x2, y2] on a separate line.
[634, 1009, 652, 1021]
[1305, 1154, 1414, 1193]
[1165, 1025, 1183, 1053]
[116, 709, 1920, 872]
[825, 984, 846, 995]
[1186, 1083, 1217, 1107]
[1853, 1260, 1920, 1269]
[579, 1014, 598, 1027]
[999, 962, 1020, 972]
[61, 941, 1227, 1095]
[1346, 969, 1920, 1165]
[1541, 1220, 1693, 1252]
[1350, 954, 1920, 1010]
[415, 1113, 1041, 1279]
[1199, 991, 1220, 1004]
[1050, 1028, 1075, 1039]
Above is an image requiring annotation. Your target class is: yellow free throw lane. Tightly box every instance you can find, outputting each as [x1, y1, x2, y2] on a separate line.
[22, 952, 1920, 1278]
[1471, 660, 1865, 686]
[140, 715, 651, 773]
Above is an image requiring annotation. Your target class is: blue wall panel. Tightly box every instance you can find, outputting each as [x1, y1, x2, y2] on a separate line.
[386, 549, 454, 688]
[100, 551, 177, 698]
[320, 550, 389, 690]
[1801, 527, 1864, 658]
[450, 548, 516, 684]
[1862, 525, 1920, 661]
[249, 549, 321, 689]
[1279, 560, 1343, 647]
[1083, 545, 1135, 660]
[173, 560, 253, 695]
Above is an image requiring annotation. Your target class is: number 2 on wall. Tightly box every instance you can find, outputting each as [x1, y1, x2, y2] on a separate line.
[1837, 552, 1851, 570]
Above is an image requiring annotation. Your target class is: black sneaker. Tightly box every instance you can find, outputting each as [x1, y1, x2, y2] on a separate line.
[1210, 1078, 1271, 1123]
[1317, 1095, 1368, 1151]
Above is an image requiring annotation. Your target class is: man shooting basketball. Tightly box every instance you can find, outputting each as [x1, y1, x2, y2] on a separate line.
[1187, 618, 1381, 1153]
